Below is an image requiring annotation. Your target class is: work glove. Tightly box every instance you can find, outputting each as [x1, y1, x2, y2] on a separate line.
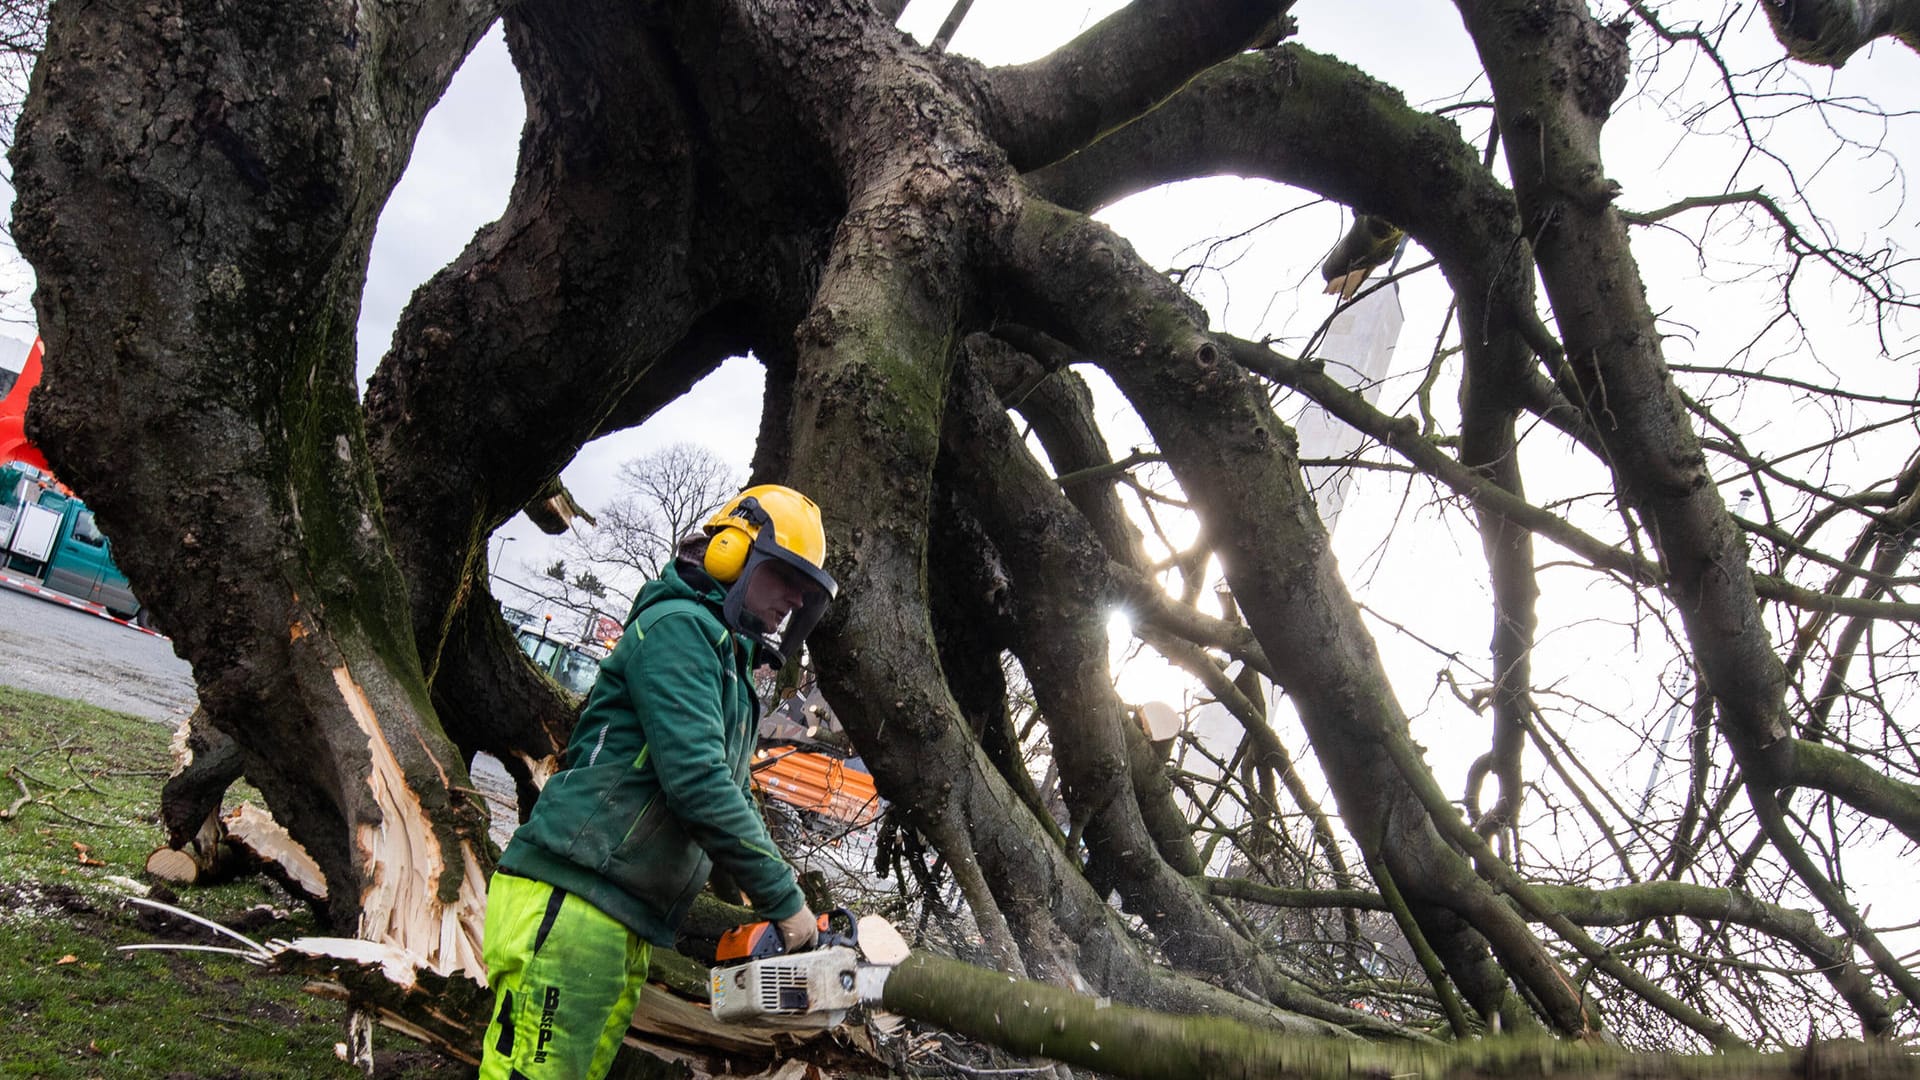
[776, 903, 818, 951]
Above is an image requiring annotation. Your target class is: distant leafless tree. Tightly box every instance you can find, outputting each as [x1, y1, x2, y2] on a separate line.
[580, 442, 741, 584]
[0, 1, 45, 146]
[506, 442, 740, 632]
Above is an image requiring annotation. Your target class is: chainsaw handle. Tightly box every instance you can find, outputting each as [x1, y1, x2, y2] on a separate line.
[716, 906, 861, 963]
[788, 906, 858, 952]
[816, 907, 858, 949]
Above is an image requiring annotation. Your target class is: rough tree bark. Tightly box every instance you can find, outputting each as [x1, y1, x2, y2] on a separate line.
[882, 951, 1920, 1080]
[13, 0, 501, 972]
[1761, 0, 1920, 66]
[12, 0, 1918, 1063]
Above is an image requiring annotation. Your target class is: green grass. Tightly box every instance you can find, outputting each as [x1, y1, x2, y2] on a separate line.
[0, 685, 468, 1079]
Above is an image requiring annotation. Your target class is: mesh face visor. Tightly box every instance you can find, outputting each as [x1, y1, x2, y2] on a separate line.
[721, 530, 838, 666]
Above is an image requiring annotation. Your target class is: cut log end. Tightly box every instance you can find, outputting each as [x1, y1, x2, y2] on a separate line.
[144, 845, 206, 885]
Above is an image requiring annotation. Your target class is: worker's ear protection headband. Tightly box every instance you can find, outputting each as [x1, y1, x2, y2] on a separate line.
[704, 497, 772, 584]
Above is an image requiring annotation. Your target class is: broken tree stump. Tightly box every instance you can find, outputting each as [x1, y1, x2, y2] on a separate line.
[144, 802, 328, 906]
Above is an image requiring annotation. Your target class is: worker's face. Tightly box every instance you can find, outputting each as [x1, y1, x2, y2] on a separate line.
[742, 560, 822, 631]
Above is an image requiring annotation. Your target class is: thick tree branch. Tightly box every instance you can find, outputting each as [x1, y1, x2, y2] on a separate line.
[1026, 46, 1541, 348]
[1459, 331, 1539, 847]
[1373, 732, 1744, 1049]
[1743, 783, 1920, 1024]
[1226, 342, 1920, 834]
[883, 952, 1917, 1080]
[1200, 877, 1386, 912]
[928, 0, 973, 52]
[965, 0, 1288, 170]
[1000, 193, 1595, 1035]
[926, 514, 1065, 854]
[970, 339, 1213, 876]
[1760, 0, 1920, 66]
[1533, 881, 1893, 1035]
[968, 334, 1279, 677]
[755, 2, 1332, 1030]
[942, 355, 1376, 1029]
[1456, 0, 1799, 795]
[366, 0, 704, 662]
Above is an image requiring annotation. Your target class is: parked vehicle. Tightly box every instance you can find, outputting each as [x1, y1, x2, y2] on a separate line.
[494, 601, 606, 696]
[1, 462, 143, 622]
[514, 623, 604, 696]
[0, 337, 49, 472]
[0, 339, 148, 626]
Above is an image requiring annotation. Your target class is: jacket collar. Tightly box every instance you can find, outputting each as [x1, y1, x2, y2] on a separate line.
[625, 561, 722, 622]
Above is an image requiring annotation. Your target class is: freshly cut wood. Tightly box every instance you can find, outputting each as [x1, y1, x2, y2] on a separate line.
[144, 805, 234, 884]
[143, 844, 221, 884]
[510, 748, 561, 792]
[143, 846, 196, 881]
[142, 802, 329, 905]
[626, 984, 792, 1055]
[855, 914, 910, 965]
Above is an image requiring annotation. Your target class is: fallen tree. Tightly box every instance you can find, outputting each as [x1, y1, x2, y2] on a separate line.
[11, 0, 1920, 1067]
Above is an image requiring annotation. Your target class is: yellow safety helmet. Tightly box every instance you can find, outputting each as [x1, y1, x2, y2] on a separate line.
[702, 485, 837, 664]
[704, 485, 829, 583]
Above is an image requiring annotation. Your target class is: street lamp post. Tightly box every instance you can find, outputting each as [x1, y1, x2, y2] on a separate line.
[492, 535, 516, 575]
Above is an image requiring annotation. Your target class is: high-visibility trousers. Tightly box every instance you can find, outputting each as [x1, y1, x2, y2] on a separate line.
[479, 872, 651, 1080]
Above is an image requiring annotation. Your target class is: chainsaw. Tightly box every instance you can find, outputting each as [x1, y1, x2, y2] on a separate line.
[709, 907, 909, 1029]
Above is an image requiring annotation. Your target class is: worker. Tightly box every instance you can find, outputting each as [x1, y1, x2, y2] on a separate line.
[479, 484, 839, 1080]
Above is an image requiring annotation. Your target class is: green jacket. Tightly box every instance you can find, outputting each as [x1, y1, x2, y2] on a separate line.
[498, 562, 804, 946]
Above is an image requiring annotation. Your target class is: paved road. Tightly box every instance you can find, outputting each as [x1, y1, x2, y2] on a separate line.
[0, 584, 198, 723]
[0, 586, 520, 841]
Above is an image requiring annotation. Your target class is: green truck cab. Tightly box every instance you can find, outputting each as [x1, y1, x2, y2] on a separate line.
[1, 462, 143, 621]
[497, 601, 605, 696]
[514, 624, 603, 696]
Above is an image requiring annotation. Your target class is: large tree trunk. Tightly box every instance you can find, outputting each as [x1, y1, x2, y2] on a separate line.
[13, 0, 499, 972]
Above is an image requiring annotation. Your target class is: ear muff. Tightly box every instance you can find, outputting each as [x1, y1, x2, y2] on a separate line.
[704, 526, 755, 584]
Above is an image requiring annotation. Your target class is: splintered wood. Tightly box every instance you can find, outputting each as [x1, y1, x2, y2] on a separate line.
[144, 803, 325, 900]
[226, 803, 328, 901]
[512, 748, 560, 792]
[332, 666, 487, 979]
